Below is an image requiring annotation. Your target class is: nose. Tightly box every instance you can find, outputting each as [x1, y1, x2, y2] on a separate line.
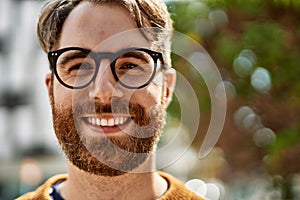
[89, 60, 123, 103]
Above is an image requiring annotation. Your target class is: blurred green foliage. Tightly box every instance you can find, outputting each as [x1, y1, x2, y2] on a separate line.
[167, 0, 300, 198]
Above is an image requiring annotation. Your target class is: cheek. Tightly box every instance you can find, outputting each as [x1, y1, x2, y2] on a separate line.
[53, 81, 69, 100]
[130, 73, 164, 107]
[130, 84, 163, 109]
[148, 86, 163, 104]
[52, 80, 82, 107]
[148, 73, 164, 103]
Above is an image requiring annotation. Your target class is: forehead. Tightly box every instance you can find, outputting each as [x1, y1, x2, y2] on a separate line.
[59, 2, 150, 51]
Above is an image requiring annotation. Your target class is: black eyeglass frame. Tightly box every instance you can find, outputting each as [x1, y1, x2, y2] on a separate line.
[48, 47, 166, 89]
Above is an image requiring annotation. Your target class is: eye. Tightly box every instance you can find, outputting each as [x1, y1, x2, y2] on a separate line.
[68, 62, 94, 72]
[119, 63, 144, 71]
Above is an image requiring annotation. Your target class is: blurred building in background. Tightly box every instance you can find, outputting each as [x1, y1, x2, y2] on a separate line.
[0, 0, 66, 199]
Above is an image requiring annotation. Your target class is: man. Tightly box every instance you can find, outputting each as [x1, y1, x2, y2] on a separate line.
[17, 0, 205, 199]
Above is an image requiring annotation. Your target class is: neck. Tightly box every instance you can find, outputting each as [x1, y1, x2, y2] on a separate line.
[59, 157, 168, 200]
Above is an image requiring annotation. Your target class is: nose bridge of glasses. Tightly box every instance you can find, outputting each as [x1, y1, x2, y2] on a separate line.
[92, 52, 116, 87]
[93, 51, 114, 76]
[95, 51, 115, 59]
[93, 51, 116, 70]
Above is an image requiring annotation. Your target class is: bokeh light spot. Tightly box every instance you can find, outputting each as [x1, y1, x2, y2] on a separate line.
[234, 106, 254, 126]
[251, 67, 272, 92]
[239, 49, 257, 65]
[253, 127, 276, 147]
[233, 56, 253, 78]
[208, 9, 228, 28]
[215, 81, 236, 101]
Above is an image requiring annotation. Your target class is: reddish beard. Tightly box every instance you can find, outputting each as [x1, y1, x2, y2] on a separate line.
[50, 90, 165, 176]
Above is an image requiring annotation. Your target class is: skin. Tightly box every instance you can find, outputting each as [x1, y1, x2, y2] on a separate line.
[45, 2, 176, 200]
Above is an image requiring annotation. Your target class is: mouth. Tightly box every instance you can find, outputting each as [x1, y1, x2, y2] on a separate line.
[82, 115, 132, 134]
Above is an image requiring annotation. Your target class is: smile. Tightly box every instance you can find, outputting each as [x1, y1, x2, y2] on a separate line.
[84, 116, 132, 127]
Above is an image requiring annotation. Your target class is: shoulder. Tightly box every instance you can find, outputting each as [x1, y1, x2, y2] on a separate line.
[159, 172, 205, 200]
[15, 174, 67, 200]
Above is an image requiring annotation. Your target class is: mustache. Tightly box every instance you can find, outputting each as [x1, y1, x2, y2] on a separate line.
[72, 98, 150, 126]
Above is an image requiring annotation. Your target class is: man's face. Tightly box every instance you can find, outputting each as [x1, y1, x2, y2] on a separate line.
[46, 2, 175, 176]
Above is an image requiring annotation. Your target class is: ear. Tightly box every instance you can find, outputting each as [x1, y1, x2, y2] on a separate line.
[164, 68, 176, 108]
[45, 73, 52, 98]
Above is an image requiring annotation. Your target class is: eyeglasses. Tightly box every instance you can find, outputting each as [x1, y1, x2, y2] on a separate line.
[48, 47, 166, 89]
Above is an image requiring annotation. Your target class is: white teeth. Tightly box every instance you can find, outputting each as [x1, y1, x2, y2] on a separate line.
[92, 118, 96, 125]
[115, 117, 120, 125]
[96, 118, 101, 126]
[108, 118, 114, 126]
[87, 117, 129, 127]
[119, 117, 124, 124]
[87, 118, 92, 124]
[101, 119, 108, 126]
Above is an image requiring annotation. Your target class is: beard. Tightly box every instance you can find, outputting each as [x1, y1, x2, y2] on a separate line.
[49, 89, 166, 176]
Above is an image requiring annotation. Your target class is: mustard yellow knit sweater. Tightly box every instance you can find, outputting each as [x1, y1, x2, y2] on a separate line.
[16, 172, 204, 200]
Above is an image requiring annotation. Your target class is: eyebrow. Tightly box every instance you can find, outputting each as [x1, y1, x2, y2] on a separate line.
[58, 51, 90, 66]
[119, 51, 150, 63]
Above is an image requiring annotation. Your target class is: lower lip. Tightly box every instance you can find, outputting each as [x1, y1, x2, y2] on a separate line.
[83, 119, 131, 135]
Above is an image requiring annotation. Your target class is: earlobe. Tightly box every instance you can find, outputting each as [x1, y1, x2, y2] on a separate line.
[164, 68, 176, 107]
